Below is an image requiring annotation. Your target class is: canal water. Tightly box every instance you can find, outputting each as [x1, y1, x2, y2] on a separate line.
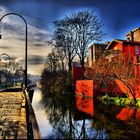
[32, 88, 140, 139]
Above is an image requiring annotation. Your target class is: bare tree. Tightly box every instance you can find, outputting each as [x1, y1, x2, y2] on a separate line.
[54, 10, 104, 75]
[56, 47, 67, 71]
[85, 51, 138, 103]
[45, 49, 60, 72]
[71, 10, 104, 71]
[53, 17, 77, 74]
[47, 40, 66, 71]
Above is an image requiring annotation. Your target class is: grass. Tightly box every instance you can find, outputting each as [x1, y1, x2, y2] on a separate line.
[98, 95, 140, 108]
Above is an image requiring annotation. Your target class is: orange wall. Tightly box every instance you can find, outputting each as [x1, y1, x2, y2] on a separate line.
[75, 80, 94, 116]
[75, 96, 94, 116]
[123, 43, 140, 56]
[123, 44, 134, 56]
[116, 108, 134, 121]
[110, 42, 140, 78]
[94, 79, 140, 99]
[111, 42, 123, 51]
[123, 43, 140, 78]
[75, 80, 94, 97]
[116, 108, 140, 121]
[110, 42, 140, 56]
[115, 79, 140, 99]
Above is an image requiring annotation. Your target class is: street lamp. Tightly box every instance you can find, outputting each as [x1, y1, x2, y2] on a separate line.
[0, 53, 11, 71]
[0, 13, 28, 88]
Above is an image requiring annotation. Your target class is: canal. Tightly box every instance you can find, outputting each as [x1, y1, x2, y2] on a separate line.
[32, 88, 140, 139]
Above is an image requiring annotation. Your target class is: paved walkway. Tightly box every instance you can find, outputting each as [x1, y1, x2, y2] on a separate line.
[0, 91, 27, 139]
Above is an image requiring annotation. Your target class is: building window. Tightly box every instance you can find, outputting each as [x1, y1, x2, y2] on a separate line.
[135, 45, 139, 55]
[137, 55, 140, 63]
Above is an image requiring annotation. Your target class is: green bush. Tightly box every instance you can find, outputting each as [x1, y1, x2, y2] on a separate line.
[100, 95, 140, 107]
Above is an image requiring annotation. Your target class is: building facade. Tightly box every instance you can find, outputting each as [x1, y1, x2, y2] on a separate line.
[88, 43, 107, 67]
[106, 39, 140, 77]
[126, 27, 140, 41]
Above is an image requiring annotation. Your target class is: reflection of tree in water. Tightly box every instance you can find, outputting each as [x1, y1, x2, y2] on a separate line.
[40, 69, 108, 138]
[41, 95, 73, 139]
[41, 93, 140, 139]
[40, 70, 140, 139]
[41, 94, 109, 139]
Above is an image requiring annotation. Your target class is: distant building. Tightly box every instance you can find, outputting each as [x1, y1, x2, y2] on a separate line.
[126, 27, 140, 41]
[0, 70, 10, 84]
[0, 70, 6, 83]
[88, 43, 108, 67]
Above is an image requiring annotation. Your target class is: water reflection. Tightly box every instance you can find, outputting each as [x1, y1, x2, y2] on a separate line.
[116, 108, 140, 121]
[32, 88, 140, 139]
[75, 96, 94, 116]
[32, 88, 53, 138]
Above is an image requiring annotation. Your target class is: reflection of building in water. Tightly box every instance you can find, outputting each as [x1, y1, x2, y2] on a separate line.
[75, 96, 94, 116]
[73, 98, 109, 139]
[75, 80, 94, 97]
[116, 107, 140, 121]
[116, 107, 140, 139]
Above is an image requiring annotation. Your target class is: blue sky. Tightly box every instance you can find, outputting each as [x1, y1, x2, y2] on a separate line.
[0, 0, 140, 75]
[1, 0, 140, 40]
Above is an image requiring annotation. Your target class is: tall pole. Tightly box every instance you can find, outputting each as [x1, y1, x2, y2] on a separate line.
[0, 13, 28, 88]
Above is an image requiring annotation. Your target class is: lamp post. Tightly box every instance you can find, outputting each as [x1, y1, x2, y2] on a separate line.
[0, 53, 11, 71]
[0, 13, 28, 88]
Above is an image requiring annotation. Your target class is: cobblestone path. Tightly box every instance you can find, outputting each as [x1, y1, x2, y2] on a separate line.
[0, 91, 27, 139]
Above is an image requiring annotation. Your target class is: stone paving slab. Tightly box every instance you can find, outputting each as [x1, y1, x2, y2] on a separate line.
[0, 91, 27, 139]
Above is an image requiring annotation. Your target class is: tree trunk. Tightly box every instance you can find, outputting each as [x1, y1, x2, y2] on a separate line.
[117, 78, 137, 104]
[81, 59, 85, 79]
[68, 59, 72, 77]
[62, 61, 65, 71]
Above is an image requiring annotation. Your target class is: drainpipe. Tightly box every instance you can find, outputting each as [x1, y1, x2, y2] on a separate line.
[130, 31, 134, 41]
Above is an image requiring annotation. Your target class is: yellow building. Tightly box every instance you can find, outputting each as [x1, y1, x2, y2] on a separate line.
[87, 43, 107, 67]
[126, 27, 140, 41]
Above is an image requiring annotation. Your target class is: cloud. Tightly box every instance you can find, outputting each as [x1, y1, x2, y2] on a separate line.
[0, 5, 51, 47]
[0, 5, 8, 15]
[0, 5, 52, 75]
[0, 5, 51, 54]
[0, 45, 11, 49]
[28, 55, 46, 65]
[32, 43, 45, 47]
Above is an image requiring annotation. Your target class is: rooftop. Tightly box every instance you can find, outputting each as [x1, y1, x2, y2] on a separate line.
[106, 39, 140, 50]
[126, 27, 140, 36]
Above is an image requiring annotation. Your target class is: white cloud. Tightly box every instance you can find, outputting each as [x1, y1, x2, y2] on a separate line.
[0, 6, 8, 16]
[0, 5, 52, 75]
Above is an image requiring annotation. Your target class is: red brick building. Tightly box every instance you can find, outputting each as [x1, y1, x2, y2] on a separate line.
[106, 39, 140, 77]
[73, 27, 140, 99]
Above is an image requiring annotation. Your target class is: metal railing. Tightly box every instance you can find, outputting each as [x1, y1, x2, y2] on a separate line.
[22, 86, 41, 139]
